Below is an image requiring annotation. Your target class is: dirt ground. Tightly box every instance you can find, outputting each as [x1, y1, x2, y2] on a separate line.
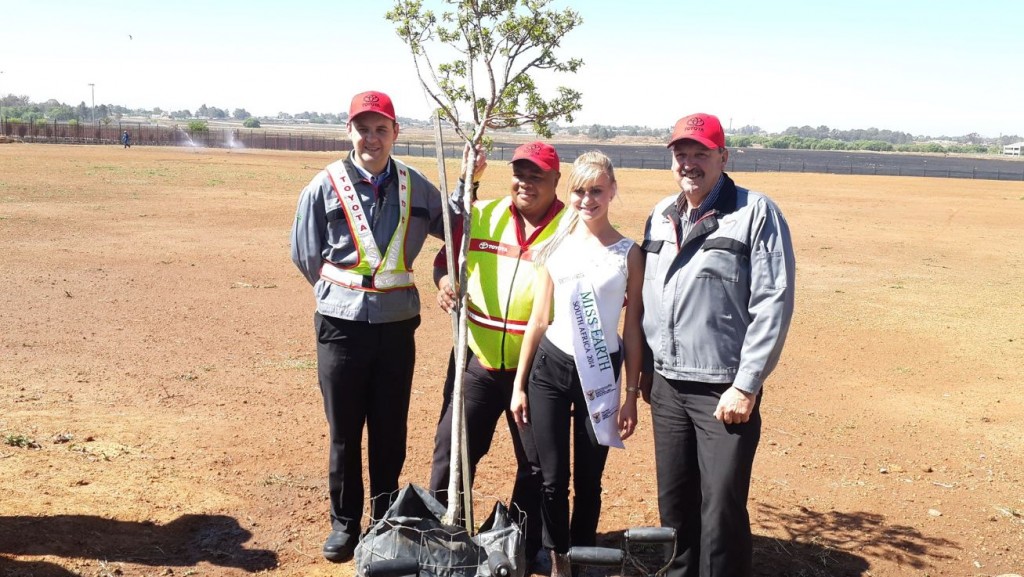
[1, 144, 1022, 577]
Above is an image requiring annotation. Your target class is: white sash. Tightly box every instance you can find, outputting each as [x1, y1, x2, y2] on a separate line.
[569, 278, 624, 449]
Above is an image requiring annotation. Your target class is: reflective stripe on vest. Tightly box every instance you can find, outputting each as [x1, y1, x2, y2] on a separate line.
[464, 197, 565, 370]
[319, 158, 414, 292]
[320, 261, 414, 291]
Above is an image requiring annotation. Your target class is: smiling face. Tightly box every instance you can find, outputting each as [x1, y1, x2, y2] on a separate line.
[569, 171, 616, 223]
[671, 140, 729, 205]
[510, 160, 560, 222]
[347, 112, 399, 174]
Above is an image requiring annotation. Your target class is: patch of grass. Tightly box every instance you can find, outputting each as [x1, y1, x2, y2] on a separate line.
[994, 505, 1023, 523]
[52, 432, 74, 444]
[262, 473, 319, 491]
[231, 281, 278, 289]
[96, 559, 127, 577]
[69, 441, 130, 461]
[258, 357, 317, 370]
[280, 358, 316, 370]
[4, 434, 41, 449]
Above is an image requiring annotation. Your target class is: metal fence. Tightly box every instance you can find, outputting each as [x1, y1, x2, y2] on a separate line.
[722, 156, 1024, 181]
[0, 120, 356, 150]
[547, 144, 1024, 181]
[3, 119, 1023, 182]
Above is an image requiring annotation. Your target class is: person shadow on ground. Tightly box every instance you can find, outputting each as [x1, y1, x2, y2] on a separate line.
[0, 513, 277, 576]
[572, 505, 957, 577]
[570, 528, 869, 577]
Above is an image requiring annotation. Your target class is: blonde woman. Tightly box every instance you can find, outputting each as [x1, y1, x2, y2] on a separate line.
[511, 151, 644, 576]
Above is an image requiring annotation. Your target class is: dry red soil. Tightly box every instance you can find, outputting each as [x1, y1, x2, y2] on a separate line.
[1, 144, 1023, 577]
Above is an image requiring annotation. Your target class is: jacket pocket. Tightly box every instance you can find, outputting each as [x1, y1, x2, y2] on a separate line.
[702, 237, 749, 255]
[641, 239, 663, 253]
[696, 238, 749, 283]
[755, 249, 788, 291]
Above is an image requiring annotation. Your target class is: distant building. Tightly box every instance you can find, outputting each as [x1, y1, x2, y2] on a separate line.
[1003, 142, 1023, 156]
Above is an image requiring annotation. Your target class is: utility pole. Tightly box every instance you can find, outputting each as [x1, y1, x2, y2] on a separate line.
[88, 83, 95, 123]
[1, 71, 5, 136]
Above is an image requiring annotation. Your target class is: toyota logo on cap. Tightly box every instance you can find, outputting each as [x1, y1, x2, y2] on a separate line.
[667, 113, 725, 149]
[511, 141, 560, 172]
[349, 91, 396, 121]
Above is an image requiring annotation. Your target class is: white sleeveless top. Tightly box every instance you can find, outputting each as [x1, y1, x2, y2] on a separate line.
[545, 235, 634, 356]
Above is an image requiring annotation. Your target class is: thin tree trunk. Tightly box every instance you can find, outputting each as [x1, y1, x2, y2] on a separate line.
[434, 113, 474, 530]
[444, 148, 475, 524]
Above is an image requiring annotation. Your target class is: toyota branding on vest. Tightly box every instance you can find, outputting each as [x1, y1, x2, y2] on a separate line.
[476, 240, 508, 254]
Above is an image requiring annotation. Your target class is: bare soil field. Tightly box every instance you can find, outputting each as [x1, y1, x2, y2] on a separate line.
[1, 144, 1022, 577]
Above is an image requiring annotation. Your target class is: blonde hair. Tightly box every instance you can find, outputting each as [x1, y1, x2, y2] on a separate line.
[535, 151, 616, 265]
[566, 150, 616, 196]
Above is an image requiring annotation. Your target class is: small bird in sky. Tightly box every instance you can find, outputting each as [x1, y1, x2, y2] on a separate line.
[128, 34, 133, 40]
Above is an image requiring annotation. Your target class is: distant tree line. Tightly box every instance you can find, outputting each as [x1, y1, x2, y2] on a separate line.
[781, 125, 916, 144]
[0, 94, 440, 131]
[719, 124, 1021, 154]
[726, 135, 996, 154]
[0, 95, 133, 126]
[1, 94, 1020, 155]
[568, 122, 1019, 154]
[567, 124, 671, 140]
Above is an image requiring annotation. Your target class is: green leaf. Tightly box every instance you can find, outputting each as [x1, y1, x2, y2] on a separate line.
[386, 0, 584, 143]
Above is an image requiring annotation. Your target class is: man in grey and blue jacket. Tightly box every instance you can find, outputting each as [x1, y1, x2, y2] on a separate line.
[640, 112, 795, 577]
[290, 90, 446, 564]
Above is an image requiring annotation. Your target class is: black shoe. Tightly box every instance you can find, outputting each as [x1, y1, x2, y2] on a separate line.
[322, 530, 356, 563]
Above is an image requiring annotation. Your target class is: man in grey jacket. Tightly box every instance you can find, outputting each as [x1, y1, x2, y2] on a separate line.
[640, 112, 795, 577]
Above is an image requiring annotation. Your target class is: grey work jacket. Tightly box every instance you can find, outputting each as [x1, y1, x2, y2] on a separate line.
[290, 154, 445, 323]
[641, 174, 796, 395]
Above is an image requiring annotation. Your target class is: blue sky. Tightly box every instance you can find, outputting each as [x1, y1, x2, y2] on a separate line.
[4, 0, 1022, 137]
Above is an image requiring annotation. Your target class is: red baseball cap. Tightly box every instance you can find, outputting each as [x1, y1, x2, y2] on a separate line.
[511, 141, 560, 172]
[349, 91, 396, 122]
[667, 113, 725, 149]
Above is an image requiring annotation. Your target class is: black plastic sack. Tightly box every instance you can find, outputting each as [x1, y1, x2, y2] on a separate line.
[355, 484, 525, 577]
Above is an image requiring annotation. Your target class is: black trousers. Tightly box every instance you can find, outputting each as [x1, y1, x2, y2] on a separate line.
[523, 337, 619, 553]
[315, 312, 420, 537]
[650, 373, 761, 577]
[429, 348, 542, 558]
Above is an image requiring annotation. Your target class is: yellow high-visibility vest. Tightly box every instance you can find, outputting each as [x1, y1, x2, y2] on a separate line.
[464, 196, 565, 370]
